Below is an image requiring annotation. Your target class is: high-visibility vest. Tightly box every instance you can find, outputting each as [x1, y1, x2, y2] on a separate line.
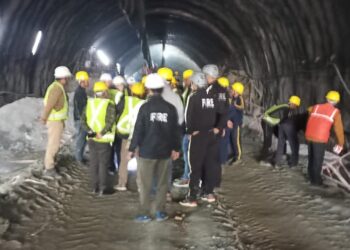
[305, 103, 338, 143]
[262, 104, 289, 126]
[108, 89, 123, 105]
[43, 81, 68, 121]
[86, 98, 116, 143]
[116, 96, 144, 136]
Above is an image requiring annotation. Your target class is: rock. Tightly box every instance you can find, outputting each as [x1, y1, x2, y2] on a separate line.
[0, 217, 10, 235]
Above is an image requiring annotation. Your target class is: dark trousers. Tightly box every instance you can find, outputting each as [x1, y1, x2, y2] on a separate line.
[110, 135, 122, 172]
[188, 131, 220, 200]
[275, 122, 299, 166]
[88, 140, 112, 191]
[308, 142, 326, 185]
[230, 124, 242, 161]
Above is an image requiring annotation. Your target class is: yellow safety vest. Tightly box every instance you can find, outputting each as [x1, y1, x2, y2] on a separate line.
[108, 89, 123, 105]
[116, 96, 144, 136]
[43, 81, 68, 121]
[86, 98, 116, 143]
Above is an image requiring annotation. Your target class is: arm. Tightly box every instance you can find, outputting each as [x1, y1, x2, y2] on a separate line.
[333, 112, 345, 147]
[74, 89, 87, 120]
[129, 106, 146, 152]
[41, 86, 61, 121]
[80, 107, 90, 132]
[101, 102, 116, 135]
[234, 96, 245, 110]
[184, 94, 195, 134]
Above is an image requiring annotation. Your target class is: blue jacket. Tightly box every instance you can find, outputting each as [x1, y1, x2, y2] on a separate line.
[229, 96, 244, 126]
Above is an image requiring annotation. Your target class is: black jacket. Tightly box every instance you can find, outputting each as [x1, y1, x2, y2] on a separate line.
[73, 86, 87, 121]
[206, 81, 229, 129]
[129, 94, 181, 159]
[185, 88, 223, 134]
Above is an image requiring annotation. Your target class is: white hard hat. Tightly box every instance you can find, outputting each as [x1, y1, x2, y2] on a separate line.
[190, 72, 207, 88]
[100, 73, 112, 82]
[202, 64, 219, 78]
[54, 66, 72, 79]
[126, 76, 136, 85]
[112, 75, 126, 86]
[145, 73, 165, 89]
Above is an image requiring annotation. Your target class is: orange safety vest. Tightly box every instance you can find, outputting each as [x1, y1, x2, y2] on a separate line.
[305, 103, 338, 143]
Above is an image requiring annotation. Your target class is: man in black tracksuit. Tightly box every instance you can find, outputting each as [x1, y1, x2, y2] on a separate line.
[180, 72, 224, 207]
[129, 73, 181, 222]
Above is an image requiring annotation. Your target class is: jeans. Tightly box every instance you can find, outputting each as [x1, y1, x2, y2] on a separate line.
[181, 135, 190, 180]
[74, 120, 87, 162]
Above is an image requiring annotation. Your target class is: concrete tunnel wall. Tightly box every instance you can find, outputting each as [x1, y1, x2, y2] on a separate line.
[1, 0, 350, 137]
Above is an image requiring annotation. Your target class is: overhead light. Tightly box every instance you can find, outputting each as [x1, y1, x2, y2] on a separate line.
[97, 49, 111, 66]
[116, 63, 121, 73]
[31, 30, 42, 55]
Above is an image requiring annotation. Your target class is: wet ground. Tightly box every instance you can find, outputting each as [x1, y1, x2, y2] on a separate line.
[1, 139, 350, 250]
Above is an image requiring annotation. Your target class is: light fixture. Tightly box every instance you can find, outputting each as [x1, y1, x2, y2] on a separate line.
[31, 30, 42, 55]
[116, 63, 121, 73]
[97, 49, 111, 66]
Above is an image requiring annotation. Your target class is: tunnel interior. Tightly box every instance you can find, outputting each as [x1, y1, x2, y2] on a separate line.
[1, 0, 350, 137]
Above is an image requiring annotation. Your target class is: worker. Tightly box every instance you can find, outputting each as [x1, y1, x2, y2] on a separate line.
[81, 82, 116, 195]
[100, 73, 113, 88]
[305, 91, 344, 186]
[173, 69, 194, 188]
[226, 82, 245, 164]
[180, 72, 222, 207]
[202, 64, 229, 188]
[115, 82, 145, 191]
[40, 66, 71, 177]
[126, 76, 136, 96]
[274, 96, 301, 168]
[73, 71, 90, 164]
[129, 73, 180, 222]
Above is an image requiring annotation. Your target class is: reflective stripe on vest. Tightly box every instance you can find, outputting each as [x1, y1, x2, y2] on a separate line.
[305, 103, 338, 143]
[117, 96, 144, 135]
[43, 81, 68, 121]
[262, 104, 289, 126]
[86, 98, 115, 143]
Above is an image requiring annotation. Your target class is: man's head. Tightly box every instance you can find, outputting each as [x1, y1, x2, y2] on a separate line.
[93, 81, 109, 98]
[75, 71, 89, 89]
[190, 72, 207, 91]
[100, 73, 113, 88]
[183, 69, 194, 87]
[202, 64, 219, 84]
[326, 90, 340, 106]
[54, 66, 72, 85]
[130, 82, 146, 98]
[288, 95, 301, 109]
[231, 82, 244, 97]
[157, 67, 173, 85]
[145, 73, 165, 95]
[112, 75, 126, 91]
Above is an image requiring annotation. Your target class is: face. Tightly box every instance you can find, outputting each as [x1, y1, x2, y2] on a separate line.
[289, 103, 298, 109]
[206, 75, 216, 84]
[116, 84, 124, 92]
[80, 80, 89, 89]
[191, 82, 198, 91]
[183, 78, 191, 87]
[232, 91, 239, 98]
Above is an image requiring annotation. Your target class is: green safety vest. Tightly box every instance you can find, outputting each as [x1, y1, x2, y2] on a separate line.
[86, 98, 116, 143]
[116, 96, 144, 136]
[43, 81, 68, 121]
[262, 103, 289, 126]
[108, 89, 123, 105]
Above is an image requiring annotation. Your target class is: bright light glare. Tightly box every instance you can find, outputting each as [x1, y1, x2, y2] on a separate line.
[116, 63, 121, 73]
[97, 49, 111, 66]
[31, 31, 42, 55]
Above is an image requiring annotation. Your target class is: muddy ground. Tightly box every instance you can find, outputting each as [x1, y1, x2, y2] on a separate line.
[0, 138, 350, 250]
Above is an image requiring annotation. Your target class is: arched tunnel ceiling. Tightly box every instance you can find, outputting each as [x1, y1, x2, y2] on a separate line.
[1, 0, 350, 132]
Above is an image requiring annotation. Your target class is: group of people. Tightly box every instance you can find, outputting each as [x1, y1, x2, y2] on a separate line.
[40, 64, 345, 222]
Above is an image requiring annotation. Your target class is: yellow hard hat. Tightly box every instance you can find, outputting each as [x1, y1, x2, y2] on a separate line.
[131, 82, 145, 96]
[157, 67, 173, 81]
[75, 71, 89, 81]
[232, 82, 244, 95]
[289, 95, 301, 106]
[183, 69, 194, 80]
[326, 90, 340, 103]
[141, 76, 147, 85]
[93, 81, 108, 92]
[218, 77, 229, 88]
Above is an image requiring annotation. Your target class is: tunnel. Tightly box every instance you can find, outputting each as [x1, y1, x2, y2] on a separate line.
[1, 0, 350, 249]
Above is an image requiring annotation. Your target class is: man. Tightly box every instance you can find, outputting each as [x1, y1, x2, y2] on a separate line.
[73, 71, 90, 164]
[129, 73, 180, 222]
[115, 82, 145, 191]
[41, 66, 72, 177]
[305, 90, 344, 186]
[173, 69, 194, 188]
[100, 73, 113, 88]
[81, 82, 116, 195]
[180, 72, 222, 207]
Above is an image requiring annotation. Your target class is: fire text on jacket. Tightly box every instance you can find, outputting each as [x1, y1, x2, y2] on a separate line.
[150, 112, 168, 123]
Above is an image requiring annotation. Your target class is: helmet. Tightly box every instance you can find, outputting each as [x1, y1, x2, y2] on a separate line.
[190, 72, 207, 88]
[93, 81, 108, 93]
[112, 75, 126, 86]
[326, 90, 340, 103]
[54, 66, 72, 79]
[157, 67, 173, 81]
[232, 82, 244, 95]
[126, 76, 136, 85]
[218, 77, 229, 88]
[289, 95, 301, 106]
[99, 73, 112, 82]
[145, 73, 165, 89]
[183, 69, 194, 80]
[171, 76, 177, 86]
[75, 71, 89, 81]
[141, 76, 147, 85]
[202, 64, 219, 78]
[131, 82, 145, 96]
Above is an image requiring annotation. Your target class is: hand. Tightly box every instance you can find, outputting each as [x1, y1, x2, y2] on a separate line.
[213, 128, 220, 135]
[227, 120, 233, 129]
[95, 133, 102, 139]
[128, 151, 135, 160]
[192, 131, 199, 136]
[333, 145, 343, 155]
[171, 151, 180, 160]
[222, 129, 226, 137]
